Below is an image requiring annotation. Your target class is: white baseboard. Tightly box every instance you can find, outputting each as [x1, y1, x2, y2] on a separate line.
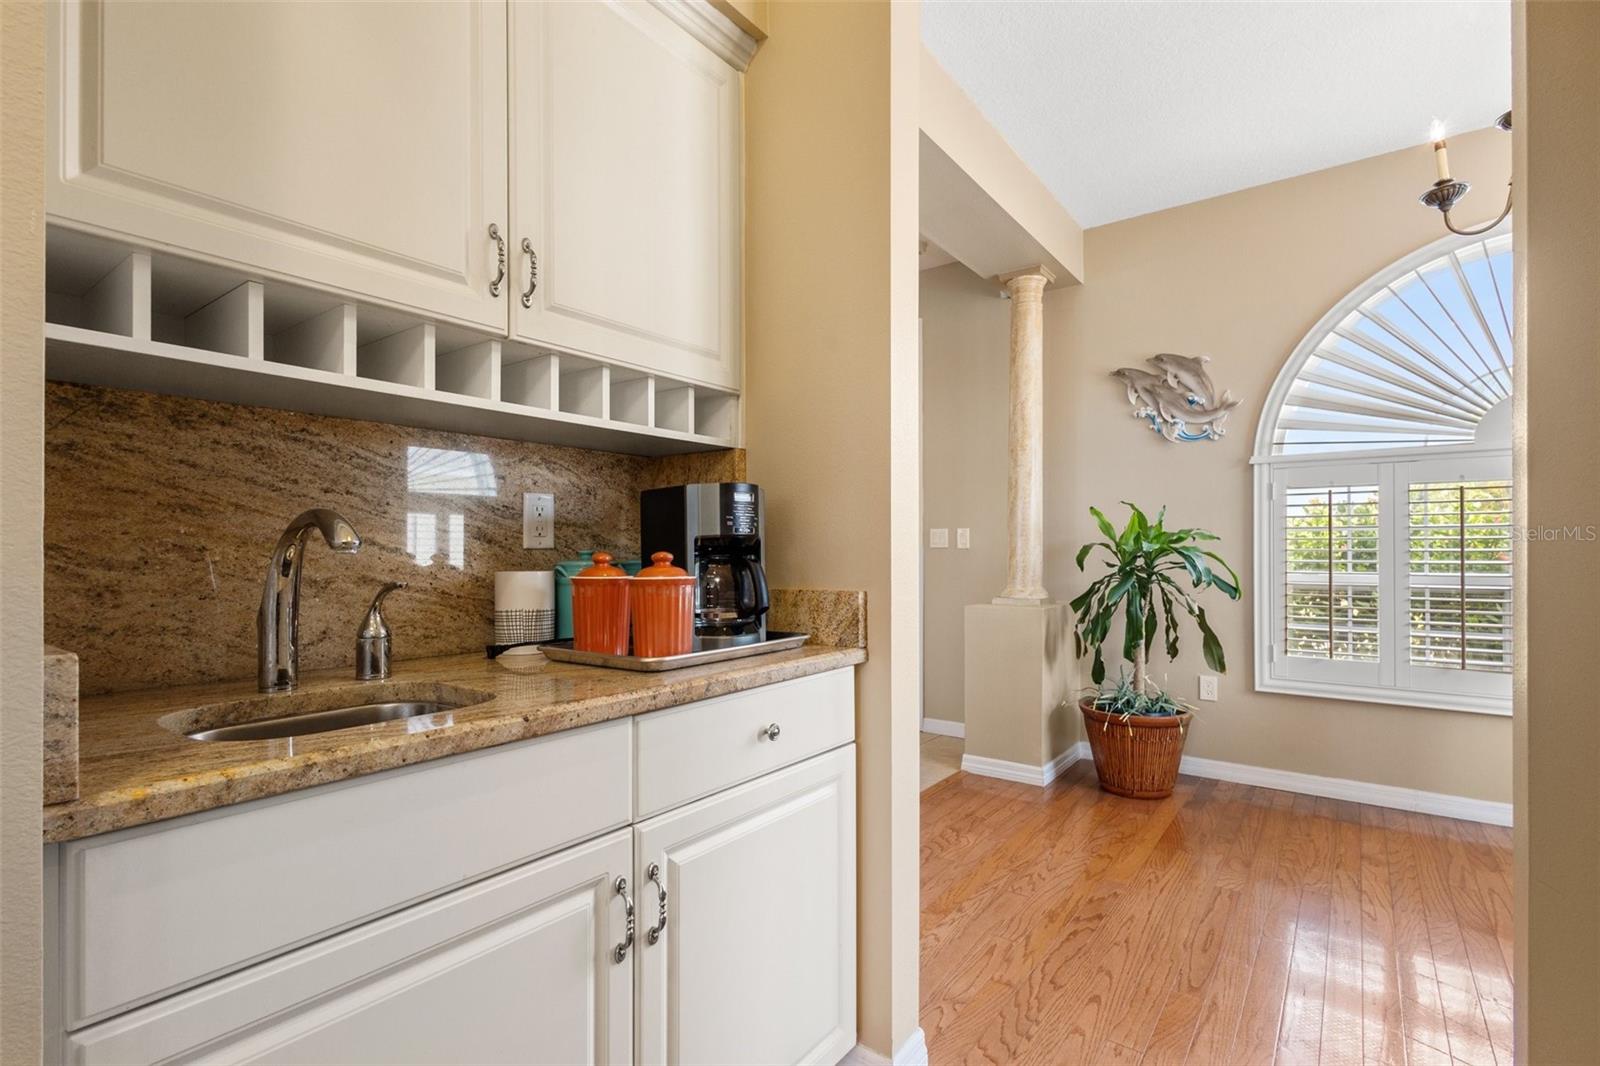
[1174, 752, 1513, 826]
[959, 744, 1081, 787]
[893, 1028, 930, 1066]
[838, 1027, 928, 1066]
[919, 717, 965, 739]
[956, 740, 1509, 826]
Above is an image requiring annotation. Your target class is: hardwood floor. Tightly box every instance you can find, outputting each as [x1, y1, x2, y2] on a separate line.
[920, 762, 1514, 1065]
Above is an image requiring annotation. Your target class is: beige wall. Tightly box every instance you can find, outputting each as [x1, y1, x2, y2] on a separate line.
[744, 1, 921, 1055]
[0, 1, 45, 1058]
[921, 127, 1515, 802]
[1513, 1, 1600, 1061]
[919, 263, 1009, 726]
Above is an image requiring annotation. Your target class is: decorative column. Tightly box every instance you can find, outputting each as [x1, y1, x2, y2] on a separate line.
[962, 263, 1071, 785]
[994, 265, 1055, 604]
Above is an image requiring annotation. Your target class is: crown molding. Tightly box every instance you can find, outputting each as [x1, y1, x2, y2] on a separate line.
[648, 0, 759, 71]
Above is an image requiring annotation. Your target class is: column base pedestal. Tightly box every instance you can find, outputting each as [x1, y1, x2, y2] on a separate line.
[962, 602, 1077, 786]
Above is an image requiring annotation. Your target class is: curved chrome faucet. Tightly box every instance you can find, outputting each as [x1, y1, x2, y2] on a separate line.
[258, 509, 362, 692]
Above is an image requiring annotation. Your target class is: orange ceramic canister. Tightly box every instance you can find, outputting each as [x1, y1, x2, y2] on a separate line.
[631, 552, 696, 658]
[571, 551, 631, 655]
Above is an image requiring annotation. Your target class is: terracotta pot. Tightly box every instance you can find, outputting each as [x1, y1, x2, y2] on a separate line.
[631, 552, 696, 658]
[571, 552, 631, 655]
[1079, 698, 1193, 799]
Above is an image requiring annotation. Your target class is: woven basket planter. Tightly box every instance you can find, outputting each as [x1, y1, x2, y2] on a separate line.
[1079, 699, 1192, 799]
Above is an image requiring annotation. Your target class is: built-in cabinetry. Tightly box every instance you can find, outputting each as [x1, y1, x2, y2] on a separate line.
[48, 0, 509, 333]
[45, 669, 856, 1066]
[44, 0, 749, 455]
[511, 0, 742, 389]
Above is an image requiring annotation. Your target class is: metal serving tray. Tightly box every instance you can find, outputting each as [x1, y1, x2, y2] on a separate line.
[538, 632, 811, 672]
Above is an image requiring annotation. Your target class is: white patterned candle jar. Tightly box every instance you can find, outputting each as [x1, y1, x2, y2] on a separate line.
[494, 571, 555, 652]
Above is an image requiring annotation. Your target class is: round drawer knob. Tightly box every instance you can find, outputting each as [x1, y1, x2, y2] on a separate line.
[760, 723, 781, 742]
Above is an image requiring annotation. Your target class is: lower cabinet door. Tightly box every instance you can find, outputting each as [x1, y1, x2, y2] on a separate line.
[67, 830, 634, 1066]
[634, 745, 857, 1066]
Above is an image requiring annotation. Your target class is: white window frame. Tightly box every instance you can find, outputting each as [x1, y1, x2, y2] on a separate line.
[1252, 225, 1513, 717]
[1265, 461, 1385, 691]
[1255, 444, 1512, 716]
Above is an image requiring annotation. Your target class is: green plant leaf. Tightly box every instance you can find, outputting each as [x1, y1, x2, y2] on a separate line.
[1201, 551, 1243, 598]
[1090, 506, 1119, 543]
[1173, 546, 1211, 587]
[1143, 594, 1158, 654]
[1196, 606, 1226, 673]
[1076, 541, 1116, 572]
[1158, 586, 1180, 660]
[1091, 647, 1106, 685]
[1122, 584, 1143, 664]
[1207, 572, 1240, 599]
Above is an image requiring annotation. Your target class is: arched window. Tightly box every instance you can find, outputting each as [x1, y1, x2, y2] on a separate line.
[1252, 226, 1512, 715]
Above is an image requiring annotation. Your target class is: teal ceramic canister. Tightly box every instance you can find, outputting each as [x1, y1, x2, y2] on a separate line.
[555, 551, 642, 639]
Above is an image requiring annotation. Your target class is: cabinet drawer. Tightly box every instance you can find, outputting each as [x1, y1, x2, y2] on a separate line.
[59, 720, 631, 1028]
[66, 830, 634, 1066]
[635, 669, 854, 818]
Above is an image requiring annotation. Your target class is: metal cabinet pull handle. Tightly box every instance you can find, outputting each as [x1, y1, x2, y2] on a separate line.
[520, 238, 538, 308]
[760, 723, 781, 741]
[646, 862, 668, 945]
[612, 876, 635, 963]
[488, 224, 507, 297]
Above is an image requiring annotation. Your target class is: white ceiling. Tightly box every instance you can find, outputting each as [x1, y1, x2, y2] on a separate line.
[922, 0, 1511, 228]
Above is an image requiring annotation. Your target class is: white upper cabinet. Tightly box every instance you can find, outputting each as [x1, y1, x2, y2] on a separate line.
[48, 0, 509, 331]
[511, 1, 742, 389]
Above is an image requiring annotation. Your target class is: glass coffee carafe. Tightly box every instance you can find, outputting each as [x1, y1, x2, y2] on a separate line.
[695, 549, 769, 646]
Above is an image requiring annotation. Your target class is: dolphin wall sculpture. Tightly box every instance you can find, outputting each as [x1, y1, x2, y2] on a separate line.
[1112, 353, 1239, 442]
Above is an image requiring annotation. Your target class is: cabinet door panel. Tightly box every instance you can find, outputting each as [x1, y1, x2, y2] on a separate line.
[512, 0, 740, 388]
[62, 720, 631, 1026]
[67, 831, 633, 1066]
[49, 0, 508, 330]
[634, 747, 856, 1066]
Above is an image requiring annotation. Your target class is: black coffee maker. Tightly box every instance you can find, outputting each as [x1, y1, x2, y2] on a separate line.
[640, 483, 769, 647]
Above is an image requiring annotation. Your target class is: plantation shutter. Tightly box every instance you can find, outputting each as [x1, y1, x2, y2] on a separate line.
[1282, 485, 1381, 662]
[1407, 480, 1513, 674]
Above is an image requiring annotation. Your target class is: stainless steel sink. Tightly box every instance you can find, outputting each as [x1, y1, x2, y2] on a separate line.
[162, 681, 494, 743]
[186, 700, 461, 742]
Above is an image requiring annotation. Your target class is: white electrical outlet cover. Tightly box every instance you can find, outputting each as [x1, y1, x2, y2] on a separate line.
[956, 528, 971, 549]
[929, 528, 949, 549]
[523, 492, 555, 549]
[1198, 675, 1219, 701]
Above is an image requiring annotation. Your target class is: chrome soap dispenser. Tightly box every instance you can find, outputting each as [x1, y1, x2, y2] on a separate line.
[355, 581, 406, 681]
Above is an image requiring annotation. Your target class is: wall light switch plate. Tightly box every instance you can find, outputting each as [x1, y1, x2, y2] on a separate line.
[956, 528, 971, 549]
[1198, 675, 1219, 702]
[929, 528, 949, 549]
[523, 492, 555, 549]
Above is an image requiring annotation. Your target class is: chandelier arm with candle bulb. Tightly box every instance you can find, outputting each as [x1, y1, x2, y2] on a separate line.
[1419, 111, 1513, 237]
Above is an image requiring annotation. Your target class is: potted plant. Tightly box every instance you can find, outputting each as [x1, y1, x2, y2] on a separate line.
[1069, 503, 1241, 798]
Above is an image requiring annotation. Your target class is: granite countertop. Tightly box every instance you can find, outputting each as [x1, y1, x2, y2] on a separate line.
[45, 645, 865, 844]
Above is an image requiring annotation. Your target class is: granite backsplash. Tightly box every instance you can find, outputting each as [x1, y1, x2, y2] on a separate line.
[46, 383, 745, 694]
